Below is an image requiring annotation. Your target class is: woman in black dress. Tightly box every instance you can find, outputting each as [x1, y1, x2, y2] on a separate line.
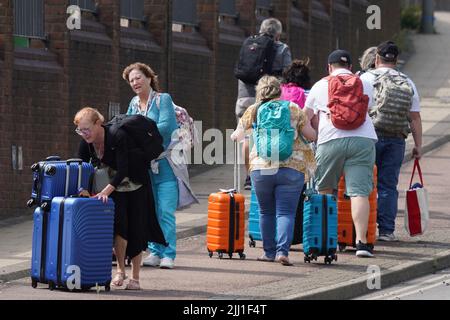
[74, 107, 166, 290]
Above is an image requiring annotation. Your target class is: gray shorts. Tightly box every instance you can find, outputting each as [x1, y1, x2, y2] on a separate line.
[315, 137, 376, 197]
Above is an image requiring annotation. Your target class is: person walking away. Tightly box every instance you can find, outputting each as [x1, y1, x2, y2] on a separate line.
[75, 107, 166, 290]
[235, 18, 292, 190]
[360, 41, 422, 242]
[356, 47, 377, 76]
[280, 58, 312, 109]
[231, 75, 316, 266]
[305, 50, 378, 258]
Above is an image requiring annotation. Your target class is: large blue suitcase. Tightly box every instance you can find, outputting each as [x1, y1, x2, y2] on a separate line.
[31, 207, 52, 287]
[28, 158, 94, 210]
[43, 197, 114, 291]
[303, 193, 338, 264]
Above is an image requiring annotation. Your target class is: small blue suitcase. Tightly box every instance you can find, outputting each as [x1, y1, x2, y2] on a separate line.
[31, 207, 52, 287]
[303, 192, 338, 264]
[44, 197, 114, 291]
[248, 187, 262, 246]
[28, 158, 94, 210]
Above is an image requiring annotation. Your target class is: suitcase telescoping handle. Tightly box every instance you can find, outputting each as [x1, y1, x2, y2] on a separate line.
[234, 140, 241, 193]
[65, 158, 83, 197]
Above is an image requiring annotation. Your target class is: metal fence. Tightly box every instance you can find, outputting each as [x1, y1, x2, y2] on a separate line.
[13, 0, 45, 39]
[120, 0, 145, 21]
[173, 0, 197, 25]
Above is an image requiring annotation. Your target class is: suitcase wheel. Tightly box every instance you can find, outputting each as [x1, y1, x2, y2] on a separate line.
[218, 252, 224, 259]
[208, 251, 213, 258]
[304, 256, 311, 263]
[105, 283, 111, 292]
[249, 240, 256, 248]
[338, 244, 346, 252]
[324, 255, 337, 265]
[31, 278, 38, 289]
[228, 253, 233, 259]
[239, 252, 246, 260]
[48, 281, 56, 291]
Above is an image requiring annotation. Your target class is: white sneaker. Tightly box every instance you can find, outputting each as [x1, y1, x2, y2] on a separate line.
[143, 254, 160, 267]
[159, 257, 174, 269]
[377, 233, 399, 242]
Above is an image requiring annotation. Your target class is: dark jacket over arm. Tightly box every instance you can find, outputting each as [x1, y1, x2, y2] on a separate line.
[78, 126, 150, 188]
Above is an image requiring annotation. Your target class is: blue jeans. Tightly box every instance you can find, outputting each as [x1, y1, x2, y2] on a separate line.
[149, 179, 178, 259]
[376, 137, 405, 235]
[250, 168, 305, 259]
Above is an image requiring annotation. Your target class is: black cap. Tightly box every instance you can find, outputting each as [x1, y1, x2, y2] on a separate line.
[377, 41, 399, 61]
[328, 50, 352, 65]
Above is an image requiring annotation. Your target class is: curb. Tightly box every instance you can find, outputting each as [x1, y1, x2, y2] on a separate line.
[403, 134, 450, 164]
[284, 249, 450, 300]
[1, 134, 449, 294]
[0, 225, 208, 285]
[0, 262, 31, 284]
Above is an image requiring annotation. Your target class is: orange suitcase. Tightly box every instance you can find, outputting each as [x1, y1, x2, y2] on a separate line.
[206, 142, 246, 259]
[337, 166, 377, 251]
[207, 191, 246, 259]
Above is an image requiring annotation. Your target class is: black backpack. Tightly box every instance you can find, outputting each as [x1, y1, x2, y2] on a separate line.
[107, 114, 164, 168]
[234, 33, 276, 85]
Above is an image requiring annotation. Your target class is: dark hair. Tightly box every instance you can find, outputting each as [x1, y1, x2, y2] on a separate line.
[282, 58, 311, 90]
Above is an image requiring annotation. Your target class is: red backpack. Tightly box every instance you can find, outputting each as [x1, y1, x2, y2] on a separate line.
[326, 74, 369, 130]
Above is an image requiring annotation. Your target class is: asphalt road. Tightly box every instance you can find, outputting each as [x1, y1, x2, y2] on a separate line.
[356, 267, 450, 300]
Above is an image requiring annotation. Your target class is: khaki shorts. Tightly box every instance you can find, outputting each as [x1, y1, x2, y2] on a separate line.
[315, 137, 376, 197]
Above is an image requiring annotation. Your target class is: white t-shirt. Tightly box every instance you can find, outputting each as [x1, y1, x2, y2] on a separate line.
[360, 67, 421, 112]
[305, 69, 378, 145]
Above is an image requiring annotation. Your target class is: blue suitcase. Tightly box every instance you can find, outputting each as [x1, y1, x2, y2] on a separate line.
[44, 197, 114, 291]
[303, 192, 338, 264]
[28, 158, 94, 210]
[31, 207, 52, 287]
[248, 187, 262, 245]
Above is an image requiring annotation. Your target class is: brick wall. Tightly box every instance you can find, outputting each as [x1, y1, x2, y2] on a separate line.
[0, 0, 401, 218]
[309, 0, 332, 81]
[332, 0, 351, 52]
[0, 0, 12, 213]
[216, 17, 245, 132]
[289, 3, 309, 61]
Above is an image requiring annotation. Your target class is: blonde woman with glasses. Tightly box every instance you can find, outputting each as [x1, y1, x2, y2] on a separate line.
[74, 107, 166, 290]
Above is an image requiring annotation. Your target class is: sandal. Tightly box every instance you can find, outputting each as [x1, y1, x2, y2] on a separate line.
[111, 272, 127, 286]
[125, 279, 141, 290]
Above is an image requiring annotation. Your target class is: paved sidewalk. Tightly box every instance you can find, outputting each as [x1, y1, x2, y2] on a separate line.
[1, 142, 449, 300]
[402, 11, 450, 161]
[1, 12, 450, 301]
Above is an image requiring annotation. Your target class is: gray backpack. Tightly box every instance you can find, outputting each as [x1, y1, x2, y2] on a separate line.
[370, 70, 414, 138]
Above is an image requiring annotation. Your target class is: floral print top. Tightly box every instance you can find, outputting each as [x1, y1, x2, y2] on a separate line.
[234, 101, 316, 180]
